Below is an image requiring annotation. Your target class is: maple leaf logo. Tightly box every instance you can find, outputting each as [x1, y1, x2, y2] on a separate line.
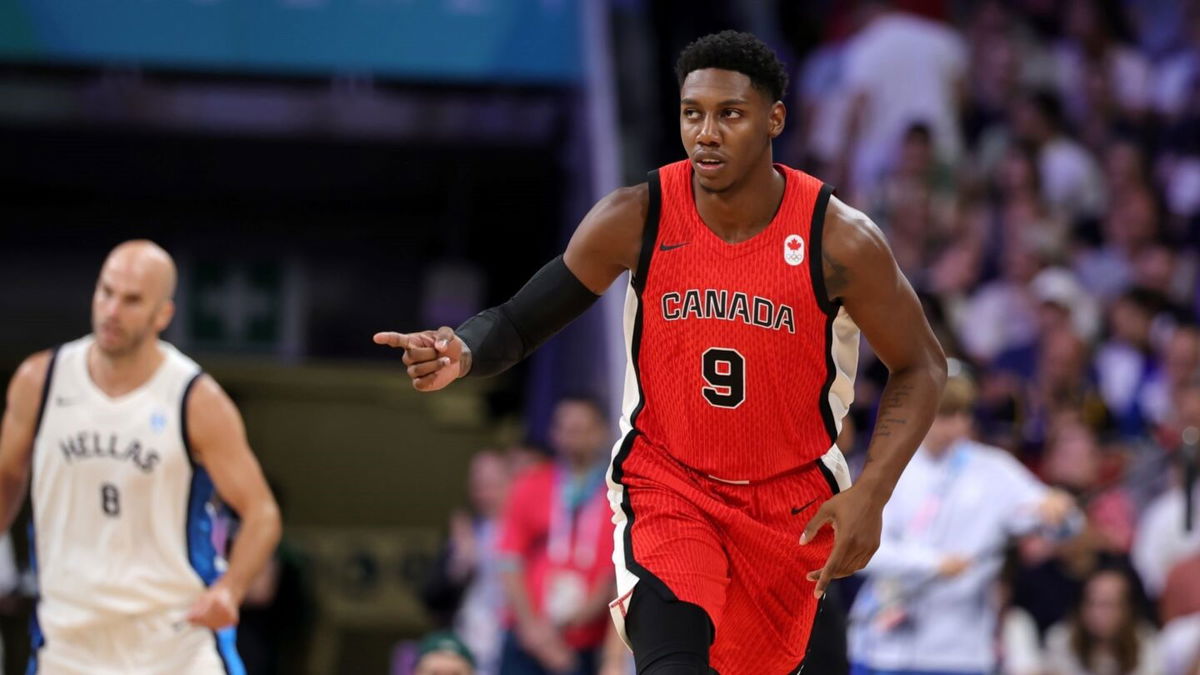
[787, 238, 802, 251]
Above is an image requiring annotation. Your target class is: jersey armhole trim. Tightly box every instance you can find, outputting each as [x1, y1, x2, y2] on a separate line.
[180, 371, 204, 466]
[807, 183, 837, 317]
[815, 457, 841, 496]
[31, 347, 60, 443]
[631, 170, 662, 294]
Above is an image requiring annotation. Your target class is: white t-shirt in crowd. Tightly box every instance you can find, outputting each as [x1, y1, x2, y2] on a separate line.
[842, 11, 967, 192]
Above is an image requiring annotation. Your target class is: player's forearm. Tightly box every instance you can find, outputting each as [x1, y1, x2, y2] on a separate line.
[856, 363, 946, 505]
[456, 256, 600, 378]
[215, 501, 281, 602]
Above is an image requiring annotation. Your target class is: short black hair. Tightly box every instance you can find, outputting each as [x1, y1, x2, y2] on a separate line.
[675, 31, 788, 102]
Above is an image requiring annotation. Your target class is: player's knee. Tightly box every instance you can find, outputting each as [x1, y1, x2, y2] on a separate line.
[626, 586, 713, 675]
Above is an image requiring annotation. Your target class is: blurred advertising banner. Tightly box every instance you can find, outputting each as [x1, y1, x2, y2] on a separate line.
[190, 260, 282, 350]
[0, 0, 581, 83]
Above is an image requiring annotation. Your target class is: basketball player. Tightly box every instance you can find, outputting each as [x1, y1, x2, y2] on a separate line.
[376, 32, 947, 674]
[0, 241, 282, 674]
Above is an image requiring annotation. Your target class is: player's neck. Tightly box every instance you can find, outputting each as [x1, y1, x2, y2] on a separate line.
[87, 340, 166, 398]
[693, 160, 785, 244]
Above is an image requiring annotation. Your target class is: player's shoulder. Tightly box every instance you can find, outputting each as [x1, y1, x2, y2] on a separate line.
[160, 340, 202, 374]
[569, 183, 650, 274]
[184, 372, 233, 407]
[181, 372, 241, 426]
[823, 195, 886, 253]
[180, 373, 248, 452]
[8, 349, 55, 400]
[592, 183, 649, 229]
[820, 194, 893, 289]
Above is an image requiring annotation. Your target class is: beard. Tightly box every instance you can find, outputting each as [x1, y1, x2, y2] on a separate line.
[93, 319, 154, 358]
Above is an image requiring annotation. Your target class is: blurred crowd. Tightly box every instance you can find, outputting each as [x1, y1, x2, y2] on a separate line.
[409, 398, 625, 675]
[405, 1, 1200, 674]
[803, 1, 1200, 673]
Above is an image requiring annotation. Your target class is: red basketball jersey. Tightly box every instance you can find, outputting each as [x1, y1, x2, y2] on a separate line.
[618, 160, 860, 481]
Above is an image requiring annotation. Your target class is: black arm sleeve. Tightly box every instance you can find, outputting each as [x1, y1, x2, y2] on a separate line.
[455, 255, 601, 378]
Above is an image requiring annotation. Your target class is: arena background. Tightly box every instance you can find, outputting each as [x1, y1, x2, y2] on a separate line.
[2, 0, 1199, 673]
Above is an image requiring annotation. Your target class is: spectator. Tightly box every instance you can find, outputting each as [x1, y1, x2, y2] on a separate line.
[1053, 0, 1151, 130]
[496, 397, 615, 675]
[1075, 187, 1162, 301]
[986, 142, 1069, 283]
[838, 1, 968, 200]
[848, 367, 1078, 675]
[1158, 612, 1200, 675]
[414, 631, 475, 675]
[1132, 381, 1200, 598]
[1044, 566, 1163, 675]
[872, 122, 963, 286]
[1001, 603, 1045, 675]
[1129, 244, 1189, 307]
[422, 450, 513, 675]
[962, 1, 1031, 149]
[975, 267, 1102, 450]
[1141, 325, 1200, 430]
[1104, 139, 1153, 203]
[1009, 89, 1106, 221]
[505, 442, 549, 478]
[1150, 5, 1200, 122]
[1094, 288, 1167, 437]
[1042, 418, 1137, 554]
[957, 238, 1045, 366]
[1160, 551, 1200, 625]
[998, 554, 1047, 675]
[1027, 327, 1108, 435]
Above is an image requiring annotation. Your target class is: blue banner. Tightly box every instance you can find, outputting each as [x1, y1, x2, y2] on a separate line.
[0, 0, 581, 83]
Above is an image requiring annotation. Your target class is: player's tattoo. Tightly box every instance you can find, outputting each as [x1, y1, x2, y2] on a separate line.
[872, 381, 915, 438]
[822, 249, 850, 302]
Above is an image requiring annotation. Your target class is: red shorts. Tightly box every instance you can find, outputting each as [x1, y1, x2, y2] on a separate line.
[608, 435, 850, 675]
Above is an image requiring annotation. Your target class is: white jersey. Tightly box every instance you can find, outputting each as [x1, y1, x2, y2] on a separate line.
[30, 336, 227, 637]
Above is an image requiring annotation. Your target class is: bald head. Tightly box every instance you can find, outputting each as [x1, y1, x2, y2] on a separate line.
[92, 240, 178, 357]
[103, 240, 177, 301]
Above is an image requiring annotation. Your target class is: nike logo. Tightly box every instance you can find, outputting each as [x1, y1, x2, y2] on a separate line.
[659, 241, 690, 251]
[791, 499, 818, 516]
[55, 396, 80, 407]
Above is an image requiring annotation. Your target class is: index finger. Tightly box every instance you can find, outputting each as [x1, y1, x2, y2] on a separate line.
[808, 538, 848, 599]
[373, 332, 412, 348]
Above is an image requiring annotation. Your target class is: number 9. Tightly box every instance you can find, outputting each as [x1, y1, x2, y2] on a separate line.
[702, 348, 746, 408]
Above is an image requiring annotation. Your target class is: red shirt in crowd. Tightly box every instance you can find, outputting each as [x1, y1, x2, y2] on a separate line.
[497, 462, 614, 650]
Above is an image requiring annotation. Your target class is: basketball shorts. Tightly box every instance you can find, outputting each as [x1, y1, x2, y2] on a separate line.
[30, 608, 243, 675]
[609, 436, 852, 675]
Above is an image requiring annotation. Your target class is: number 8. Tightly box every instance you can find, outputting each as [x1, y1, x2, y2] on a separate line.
[101, 483, 120, 517]
[702, 348, 746, 408]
